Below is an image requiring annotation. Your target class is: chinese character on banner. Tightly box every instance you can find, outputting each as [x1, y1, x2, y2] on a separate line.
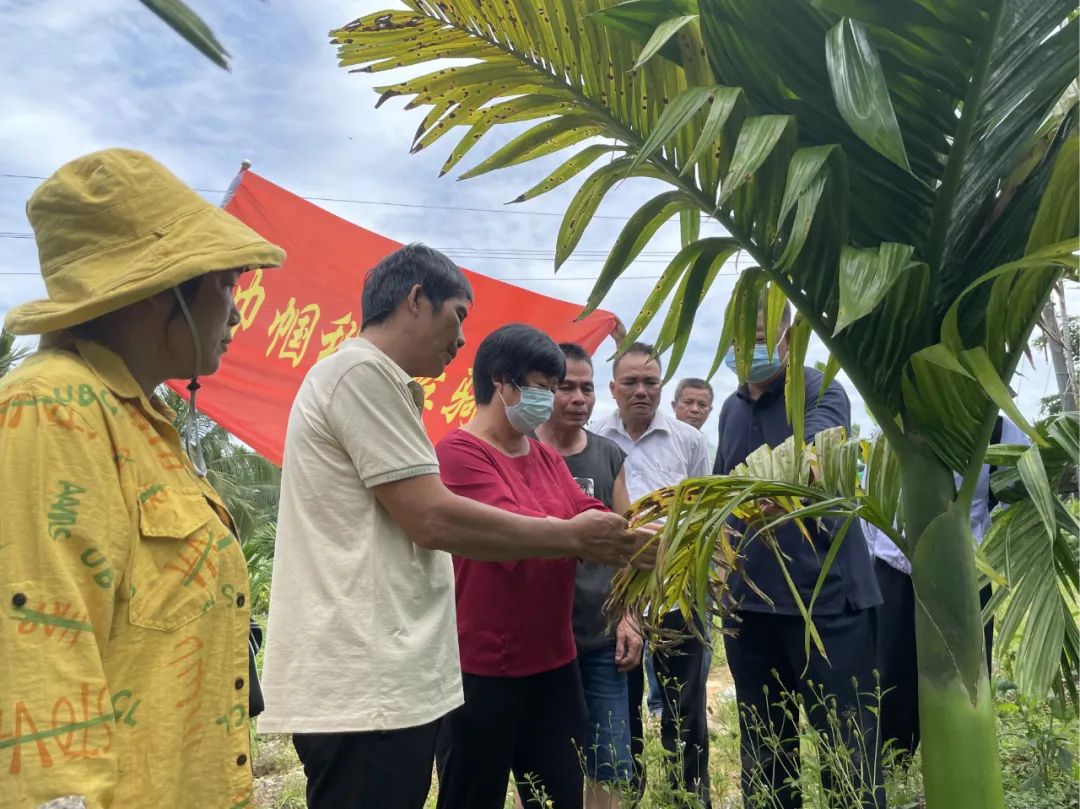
[266, 297, 321, 368]
[318, 312, 360, 360]
[232, 269, 266, 334]
[414, 373, 446, 411]
[441, 369, 476, 424]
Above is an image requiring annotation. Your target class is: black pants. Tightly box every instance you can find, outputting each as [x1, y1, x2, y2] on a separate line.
[293, 719, 439, 809]
[724, 609, 884, 809]
[435, 661, 586, 809]
[874, 562, 996, 762]
[653, 611, 711, 808]
[872, 559, 920, 759]
[980, 583, 995, 676]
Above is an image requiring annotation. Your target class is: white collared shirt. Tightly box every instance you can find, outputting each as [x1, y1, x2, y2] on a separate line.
[592, 409, 711, 502]
[864, 417, 1032, 574]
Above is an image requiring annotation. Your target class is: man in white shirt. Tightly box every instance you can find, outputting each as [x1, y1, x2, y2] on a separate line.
[259, 244, 637, 809]
[673, 377, 714, 430]
[864, 415, 1030, 759]
[673, 377, 718, 468]
[672, 377, 721, 697]
[593, 342, 712, 808]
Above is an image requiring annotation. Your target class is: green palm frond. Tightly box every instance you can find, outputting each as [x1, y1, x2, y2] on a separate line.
[334, 0, 1078, 477]
[616, 414, 1079, 705]
[0, 329, 30, 379]
[139, 0, 230, 69]
[343, 5, 1079, 800]
[242, 520, 278, 616]
[612, 426, 904, 658]
[983, 412, 1080, 708]
[160, 388, 281, 543]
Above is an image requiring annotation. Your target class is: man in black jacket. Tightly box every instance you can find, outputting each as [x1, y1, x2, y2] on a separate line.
[715, 301, 884, 809]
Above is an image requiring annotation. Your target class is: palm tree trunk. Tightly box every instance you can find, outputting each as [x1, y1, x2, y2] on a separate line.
[1042, 291, 1078, 413]
[902, 449, 1006, 808]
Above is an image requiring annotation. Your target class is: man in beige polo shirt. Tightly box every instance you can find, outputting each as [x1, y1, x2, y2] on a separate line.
[260, 244, 635, 808]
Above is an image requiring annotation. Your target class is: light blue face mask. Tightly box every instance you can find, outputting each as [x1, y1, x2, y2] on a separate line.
[724, 342, 787, 384]
[500, 384, 555, 433]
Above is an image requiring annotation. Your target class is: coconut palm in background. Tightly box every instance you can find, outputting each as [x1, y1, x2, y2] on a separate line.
[0, 329, 29, 379]
[162, 388, 281, 613]
[330, 1, 1078, 806]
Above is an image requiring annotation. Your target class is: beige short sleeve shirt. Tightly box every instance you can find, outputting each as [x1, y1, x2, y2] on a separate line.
[259, 338, 462, 733]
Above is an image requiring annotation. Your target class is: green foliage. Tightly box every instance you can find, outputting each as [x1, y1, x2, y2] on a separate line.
[984, 413, 1080, 709]
[337, 2, 1078, 804]
[160, 388, 280, 616]
[139, 0, 230, 69]
[334, 0, 1078, 474]
[610, 427, 901, 659]
[249, 659, 1080, 807]
[0, 329, 30, 379]
[997, 656, 1080, 807]
[243, 521, 277, 618]
[1033, 314, 1079, 416]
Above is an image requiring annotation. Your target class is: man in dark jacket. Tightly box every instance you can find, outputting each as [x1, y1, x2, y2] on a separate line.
[715, 301, 884, 809]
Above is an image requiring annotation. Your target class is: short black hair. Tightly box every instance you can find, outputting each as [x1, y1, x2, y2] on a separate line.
[473, 324, 566, 405]
[559, 342, 592, 368]
[675, 378, 714, 402]
[361, 243, 474, 329]
[612, 341, 662, 377]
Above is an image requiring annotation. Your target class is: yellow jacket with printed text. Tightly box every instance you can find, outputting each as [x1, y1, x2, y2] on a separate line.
[0, 341, 253, 809]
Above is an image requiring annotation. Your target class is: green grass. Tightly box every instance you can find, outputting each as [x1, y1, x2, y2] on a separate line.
[250, 644, 1079, 808]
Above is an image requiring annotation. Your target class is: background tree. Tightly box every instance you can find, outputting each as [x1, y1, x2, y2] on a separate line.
[1034, 306, 1079, 415]
[0, 329, 29, 379]
[331, 2, 1079, 807]
[162, 388, 281, 615]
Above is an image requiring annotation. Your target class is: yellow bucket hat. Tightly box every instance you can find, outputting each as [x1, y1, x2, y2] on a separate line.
[4, 148, 286, 335]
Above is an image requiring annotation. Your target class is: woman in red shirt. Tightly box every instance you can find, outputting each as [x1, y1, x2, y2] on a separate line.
[435, 324, 606, 809]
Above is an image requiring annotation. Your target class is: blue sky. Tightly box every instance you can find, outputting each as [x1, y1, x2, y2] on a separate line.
[1, 0, 1073, 441]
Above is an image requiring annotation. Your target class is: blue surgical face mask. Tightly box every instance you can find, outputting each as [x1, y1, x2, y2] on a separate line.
[500, 384, 555, 433]
[724, 342, 787, 383]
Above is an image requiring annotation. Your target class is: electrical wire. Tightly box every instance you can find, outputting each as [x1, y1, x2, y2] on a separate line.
[0, 173, 719, 222]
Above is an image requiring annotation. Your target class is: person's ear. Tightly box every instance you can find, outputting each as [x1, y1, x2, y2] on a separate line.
[406, 284, 424, 316]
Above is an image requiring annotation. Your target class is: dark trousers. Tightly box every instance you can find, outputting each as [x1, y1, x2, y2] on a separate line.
[980, 583, 995, 676]
[872, 559, 920, 759]
[654, 611, 711, 808]
[293, 719, 439, 809]
[435, 661, 586, 809]
[725, 609, 884, 809]
[874, 561, 995, 762]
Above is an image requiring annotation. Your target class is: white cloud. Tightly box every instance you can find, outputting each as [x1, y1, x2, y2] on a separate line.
[0, 0, 1074, 447]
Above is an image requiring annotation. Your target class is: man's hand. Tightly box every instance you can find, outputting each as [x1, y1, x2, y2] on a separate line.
[610, 315, 628, 347]
[568, 510, 636, 566]
[614, 614, 643, 672]
[629, 522, 661, 571]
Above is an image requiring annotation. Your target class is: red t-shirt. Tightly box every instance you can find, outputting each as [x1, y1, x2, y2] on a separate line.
[436, 429, 606, 677]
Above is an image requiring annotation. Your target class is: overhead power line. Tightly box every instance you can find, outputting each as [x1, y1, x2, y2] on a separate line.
[0, 173, 719, 223]
[0, 171, 741, 283]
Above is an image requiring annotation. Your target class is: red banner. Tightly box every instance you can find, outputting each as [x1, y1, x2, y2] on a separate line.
[167, 170, 616, 466]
